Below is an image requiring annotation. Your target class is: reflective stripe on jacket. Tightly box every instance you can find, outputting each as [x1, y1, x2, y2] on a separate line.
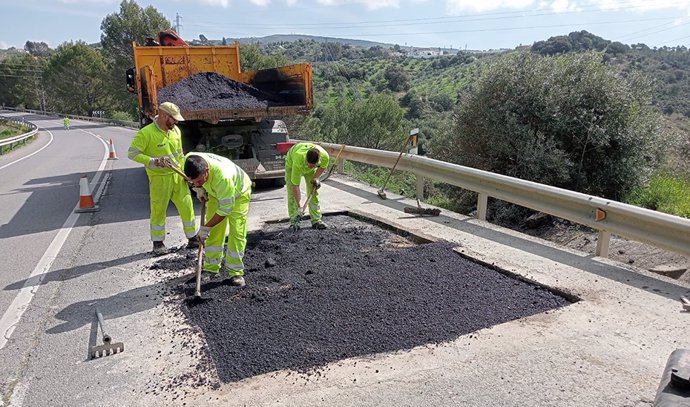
[284, 143, 329, 185]
[128, 121, 185, 177]
[187, 152, 251, 217]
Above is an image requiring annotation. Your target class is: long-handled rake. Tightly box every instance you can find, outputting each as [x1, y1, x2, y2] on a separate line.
[377, 129, 418, 200]
[90, 309, 124, 359]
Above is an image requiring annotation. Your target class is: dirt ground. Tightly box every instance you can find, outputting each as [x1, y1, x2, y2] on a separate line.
[524, 219, 690, 283]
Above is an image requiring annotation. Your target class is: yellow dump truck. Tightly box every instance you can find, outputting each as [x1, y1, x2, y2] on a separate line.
[126, 32, 312, 184]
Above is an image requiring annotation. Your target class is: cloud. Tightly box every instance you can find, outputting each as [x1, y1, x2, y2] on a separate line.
[195, 0, 231, 6]
[250, 0, 270, 5]
[592, 0, 690, 12]
[316, 0, 401, 10]
[549, 0, 578, 12]
[446, 0, 535, 13]
[57, 0, 116, 3]
[446, 0, 690, 13]
[0, 41, 11, 49]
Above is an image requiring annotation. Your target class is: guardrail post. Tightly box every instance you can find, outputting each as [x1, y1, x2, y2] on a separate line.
[595, 230, 611, 258]
[416, 175, 425, 200]
[477, 192, 488, 221]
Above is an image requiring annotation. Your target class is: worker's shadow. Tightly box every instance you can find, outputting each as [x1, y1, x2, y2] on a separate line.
[45, 284, 162, 361]
[46, 284, 161, 336]
[3, 253, 150, 291]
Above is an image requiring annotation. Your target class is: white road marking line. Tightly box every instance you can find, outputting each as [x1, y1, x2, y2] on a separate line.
[0, 127, 54, 171]
[0, 128, 109, 350]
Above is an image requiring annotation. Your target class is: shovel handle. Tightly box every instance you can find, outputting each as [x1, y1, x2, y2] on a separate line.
[195, 201, 207, 297]
[168, 164, 193, 184]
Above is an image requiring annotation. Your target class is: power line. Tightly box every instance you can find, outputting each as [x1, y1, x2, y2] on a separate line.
[309, 16, 681, 38]
[183, 0, 690, 30]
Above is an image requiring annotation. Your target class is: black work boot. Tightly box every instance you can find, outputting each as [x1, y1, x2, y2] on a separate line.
[312, 221, 328, 230]
[152, 241, 167, 255]
[226, 276, 246, 287]
[186, 237, 199, 249]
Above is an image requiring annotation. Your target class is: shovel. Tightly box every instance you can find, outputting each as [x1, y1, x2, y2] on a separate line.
[186, 200, 210, 306]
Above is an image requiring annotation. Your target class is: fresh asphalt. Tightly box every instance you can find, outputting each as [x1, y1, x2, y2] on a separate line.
[0, 112, 688, 406]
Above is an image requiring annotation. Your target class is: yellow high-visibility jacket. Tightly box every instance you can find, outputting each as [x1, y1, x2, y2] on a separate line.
[128, 121, 185, 177]
[187, 153, 251, 217]
[285, 143, 329, 185]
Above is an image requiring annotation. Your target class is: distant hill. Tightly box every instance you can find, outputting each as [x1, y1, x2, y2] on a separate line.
[231, 34, 393, 49]
[186, 34, 395, 49]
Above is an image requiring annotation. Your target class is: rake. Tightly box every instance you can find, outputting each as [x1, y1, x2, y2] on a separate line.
[90, 309, 124, 359]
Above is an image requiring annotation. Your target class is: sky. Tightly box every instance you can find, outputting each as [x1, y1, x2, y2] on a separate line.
[1, 0, 690, 51]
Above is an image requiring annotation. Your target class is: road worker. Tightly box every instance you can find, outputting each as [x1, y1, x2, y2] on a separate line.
[128, 102, 198, 255]
[63, 117, 70, 130]
[285, 142, 329, 230]
[184, 153, 252, 287]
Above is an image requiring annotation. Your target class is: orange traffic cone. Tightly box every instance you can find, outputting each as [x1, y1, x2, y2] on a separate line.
[75, 175, 100, 213]
[108, 139, 118, 160]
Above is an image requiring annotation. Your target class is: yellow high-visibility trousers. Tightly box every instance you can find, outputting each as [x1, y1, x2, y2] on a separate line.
[148, 174, 196, 241]
[202, 190, 251, 277]
[285, 168, 321, 225]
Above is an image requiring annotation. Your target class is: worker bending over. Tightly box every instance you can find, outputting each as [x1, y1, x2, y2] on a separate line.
[285, 142, 329, 230]
[185, 153, 252, 287]
[128, 102, 198, 255]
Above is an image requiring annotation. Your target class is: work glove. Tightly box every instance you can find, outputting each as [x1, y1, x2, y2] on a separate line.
[192, 187, 208, 202]
[197, 225, 212, 242]
[311, 179, 321, 190]
[149, 157, 170, 168]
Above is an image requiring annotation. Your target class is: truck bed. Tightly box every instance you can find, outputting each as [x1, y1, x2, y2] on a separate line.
[156, 71, 310, 122]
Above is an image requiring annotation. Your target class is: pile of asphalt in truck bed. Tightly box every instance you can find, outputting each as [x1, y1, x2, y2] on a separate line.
[157, 72, 285, 111]
[181, 215, 570, 383]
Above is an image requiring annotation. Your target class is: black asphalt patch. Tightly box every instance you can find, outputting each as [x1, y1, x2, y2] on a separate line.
[181, 215, 570, 383]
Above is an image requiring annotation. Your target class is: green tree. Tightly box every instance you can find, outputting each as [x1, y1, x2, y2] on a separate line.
[100, 0, 171, 114]
[239, 43, 290, 71]
[0, 54, 47, 110]
[438, 51, 669, 201]
[384, 65, 410, 92]
[43, 42, 114, 116]
[301, 93, 404, 150]
[100, 0, 171, 67]
[24, 41, 51, 57]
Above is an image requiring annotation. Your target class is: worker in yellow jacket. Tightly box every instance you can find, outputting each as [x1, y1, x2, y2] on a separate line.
[285, 142, 329, 230]
[184, 153, 252, 287]
[128, 102, 197, 255]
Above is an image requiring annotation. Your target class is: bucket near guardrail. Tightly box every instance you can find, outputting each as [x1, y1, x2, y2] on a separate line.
[653, 348, 690, 406]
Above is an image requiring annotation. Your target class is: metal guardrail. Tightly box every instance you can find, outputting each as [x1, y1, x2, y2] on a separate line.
[1, 106, 138, 129]
[316, 141, 690, 259]
[0, 117, 37, 154]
